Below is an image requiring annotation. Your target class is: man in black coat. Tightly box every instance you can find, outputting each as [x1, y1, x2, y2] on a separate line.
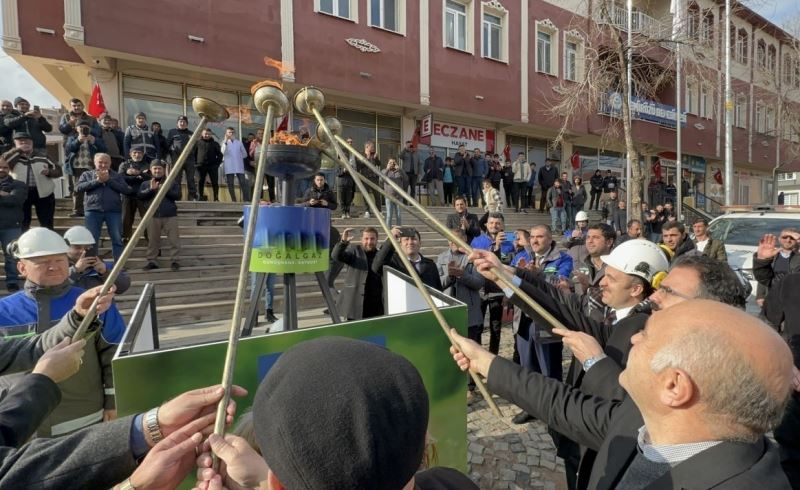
[372, 226, 442, 291]
[537, 158, 558, 214]
[167, 115, 198, 200]
[445, 196, 481, 243]
[194, 128, 222, 201]
[452, 300, 794, 489]
[332, 227, 383, 320]
[3, 97, 52, 150]
[300, 173, 337, 210]
[753, 230, 800, 294]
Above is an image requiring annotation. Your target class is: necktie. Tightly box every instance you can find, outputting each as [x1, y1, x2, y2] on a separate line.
[603, 309, 617, 327]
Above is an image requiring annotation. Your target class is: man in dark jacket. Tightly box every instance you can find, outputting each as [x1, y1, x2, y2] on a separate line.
[753, 230, 800, 293]
[167, 115, 197, 200]
[139, 160, 181, 271]
[75, 153, 132, 261]
[601, 169, 618, 197]
[445, 196, 481, 242]
[119, 148, 151, 242]
[3, 97, 52, 150]
[301, 173, 337, 210]
[452, 300, 794, 490]
[423, 149, 444, 206]
[373, 226, 442, 291]
[194, 128, 222, 201]
[64, 120, 107, 217]
[123, 112, 157, 162]
[58, 98, 101, 142]
[661, 221, 699, 263]
[0, 155, 26, 291]
[537, 158, 558, 214]
[332, 227, 383, 320]
[0, 100, 14, 154]
[99, 114, 125, 171]
[453, 145, 472, 202]
[150, 122, 168, 160]
[469, 149, 487, 209]
[589, 170, 603, 210]
[397, 140, 420, 199]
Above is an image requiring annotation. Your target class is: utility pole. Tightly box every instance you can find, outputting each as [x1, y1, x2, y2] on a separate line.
[724, 0, 734, 205]
[626, 0, 633, 214]
[674, 0, 683, 220]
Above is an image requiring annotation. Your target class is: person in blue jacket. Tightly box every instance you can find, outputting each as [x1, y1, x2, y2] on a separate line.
[0, 227, 125, 437]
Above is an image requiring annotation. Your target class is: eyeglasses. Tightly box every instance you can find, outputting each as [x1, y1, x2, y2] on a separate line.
[780, 236, 797, 240]
[655, 285, 695, 300]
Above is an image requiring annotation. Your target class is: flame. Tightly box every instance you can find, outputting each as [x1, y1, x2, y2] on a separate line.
[270, 130, 309, 146]
[264, 57, 295, 79]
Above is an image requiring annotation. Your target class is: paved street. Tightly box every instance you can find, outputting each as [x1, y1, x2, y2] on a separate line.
[466, 325, 568, 490]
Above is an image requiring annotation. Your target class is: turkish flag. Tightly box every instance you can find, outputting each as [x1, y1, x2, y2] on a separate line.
[411, 124, 421, 149]
[87, 83, 106, 118]
[570, 151, 581, 170]
[713, 168, 723, 185]
[503, 143, 511, 161]
[652, 159, 662, 179]
[277, 115, 289, 132]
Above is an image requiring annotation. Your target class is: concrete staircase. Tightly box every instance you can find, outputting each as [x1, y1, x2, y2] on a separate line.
[2, 199, 601, 344]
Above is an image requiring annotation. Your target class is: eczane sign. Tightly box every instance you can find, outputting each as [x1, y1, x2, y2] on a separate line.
[419, 115, 494, 152]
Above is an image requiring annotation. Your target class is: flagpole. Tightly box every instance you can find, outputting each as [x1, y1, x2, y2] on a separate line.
[724, 0, 734, 206]
[674, 0, 683, 221]
[626, 0, 633, 214]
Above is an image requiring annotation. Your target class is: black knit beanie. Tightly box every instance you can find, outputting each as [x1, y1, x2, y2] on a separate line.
[253, 336, 430, 490]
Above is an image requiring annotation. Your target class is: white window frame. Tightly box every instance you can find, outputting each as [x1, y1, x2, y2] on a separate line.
[765, 106, 775, 135]
[778, 172, 796, 181]
[698, 83, 712, 119]
[755, 101, 765, 133]
[564, 30, 584, 82]
[685, 77, 697, 114]
[535, 19, 559, 77]
[444, 0, 474, 54]
[368, 0, 406, 35]
[480, 1, 508, 63]
[314, 0, 359, 23]
[734, 93, 747, 129]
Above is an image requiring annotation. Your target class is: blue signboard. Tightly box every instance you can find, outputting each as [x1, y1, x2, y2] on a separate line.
[601, 92, 687, 129]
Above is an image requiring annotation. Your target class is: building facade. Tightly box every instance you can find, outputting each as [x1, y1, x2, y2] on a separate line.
[2, 0, 798, 207]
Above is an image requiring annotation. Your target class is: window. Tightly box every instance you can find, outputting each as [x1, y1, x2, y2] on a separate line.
[317, 0, 355, 21]
[369, 0, 404, 33]
[755, 102, 765, 133]
[445, 0, 470, 52]
[478, 1, 507, 61]
[700, 11, 714, 44]
[734, 94, 747, 128]
[482, 14, 501, 59]
[685, 79, 696, 114]
[757, 39, 766, 70]
[698, 84, 711, 119]
[778, 172, 797, 181]
[765, 106, 775, 134]
[537, 32, 552, 73]
[565, 41, 578, 81]
[733, 28, 748, 64]
[767, 45, 777, 73]
[535, 19, 559, 76]
[687, 3, 700, 40]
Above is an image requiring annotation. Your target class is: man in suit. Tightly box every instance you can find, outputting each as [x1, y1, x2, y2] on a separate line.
[331, 227, 383, 320]
[452, 299, 793, 489]
[445, 196, 481, 243]
[372, 226, 442, 291]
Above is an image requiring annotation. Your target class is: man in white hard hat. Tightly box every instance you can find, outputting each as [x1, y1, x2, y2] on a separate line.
[63, 225, 130, 293]
[0, 227, 125, 436]
[469, 239, 669, 489]
[561, 209, 591, 264]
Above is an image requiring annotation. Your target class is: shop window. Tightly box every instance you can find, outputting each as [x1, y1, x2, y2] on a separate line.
[369, 0, 406, 34]
[316, 0, 358, 22]
[445, 0, 473, 53]
[480, 1, 508, 63]
[535, 19, 559, 77]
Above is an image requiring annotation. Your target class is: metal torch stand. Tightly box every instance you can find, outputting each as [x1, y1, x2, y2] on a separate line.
[242, 175, 341, 336]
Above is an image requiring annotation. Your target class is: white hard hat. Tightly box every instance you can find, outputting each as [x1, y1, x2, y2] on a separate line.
[10, 227, 70, 259]
[575, 211, 589, 222]
[601, 239, 669, 283]
[63, 226, 96, 246]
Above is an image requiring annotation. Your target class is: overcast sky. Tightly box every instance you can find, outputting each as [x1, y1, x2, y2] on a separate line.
[0, 1, 798, 109]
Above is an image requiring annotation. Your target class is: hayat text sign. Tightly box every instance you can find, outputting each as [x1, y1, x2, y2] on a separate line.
[419, 115, 495, 152]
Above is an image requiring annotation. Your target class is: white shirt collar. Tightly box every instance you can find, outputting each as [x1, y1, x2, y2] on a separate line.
[613, 306, 634, 323]
[636, 426, 722, 464]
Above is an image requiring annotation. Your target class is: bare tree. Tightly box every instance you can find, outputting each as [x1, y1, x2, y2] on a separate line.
[545, 0, 730, 209]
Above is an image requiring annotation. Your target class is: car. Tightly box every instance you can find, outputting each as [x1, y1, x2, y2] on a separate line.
[707, 206, 800, 303]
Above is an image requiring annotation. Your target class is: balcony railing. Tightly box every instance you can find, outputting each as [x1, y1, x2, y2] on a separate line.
[596, 3, 667, 39]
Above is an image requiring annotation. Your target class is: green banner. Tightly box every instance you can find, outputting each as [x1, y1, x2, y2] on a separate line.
[113, 306, 468, 477]
[244, 205, 330, 273]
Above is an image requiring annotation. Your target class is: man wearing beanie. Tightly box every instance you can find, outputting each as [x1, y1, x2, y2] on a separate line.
[3, 97, 52, 150]
[196, 337, 477, 489]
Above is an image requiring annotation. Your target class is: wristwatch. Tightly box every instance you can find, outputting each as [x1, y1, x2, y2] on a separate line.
[144, 407, 164, 444]
[582, 354, 607, 371]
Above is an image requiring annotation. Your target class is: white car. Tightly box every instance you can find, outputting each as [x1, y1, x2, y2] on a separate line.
[708, 208, 800, 300]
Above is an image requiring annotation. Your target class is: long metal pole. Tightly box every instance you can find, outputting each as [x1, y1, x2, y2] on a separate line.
[724, 0, 734, 205]
[212, 105, 275, 443]
[675, 2, 683, 220]
[72, 115, 211, 341]
[315, 111, 503, 417]
[626, 0, 633, 214]
[333, 136, 572, 339]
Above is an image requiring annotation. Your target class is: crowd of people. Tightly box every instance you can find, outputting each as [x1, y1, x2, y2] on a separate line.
[0, 94, 798, 488]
